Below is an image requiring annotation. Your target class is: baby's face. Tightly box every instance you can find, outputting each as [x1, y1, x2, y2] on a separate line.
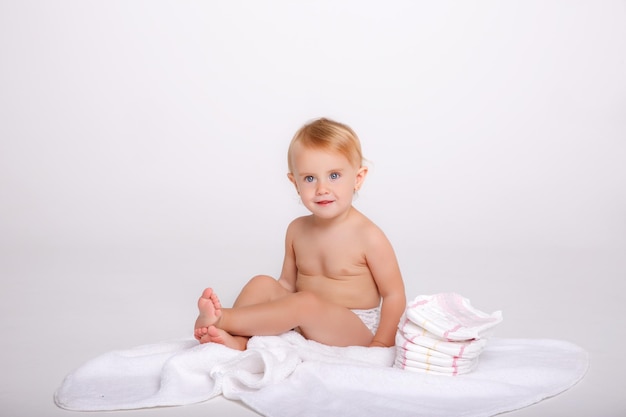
[288, 144, 366, 220]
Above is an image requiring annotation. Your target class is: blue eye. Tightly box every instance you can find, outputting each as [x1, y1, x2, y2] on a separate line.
[330, 172, 340, 180]
[304, 176, 315, 183]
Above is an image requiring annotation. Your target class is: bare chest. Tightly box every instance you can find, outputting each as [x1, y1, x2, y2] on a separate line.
[293, 233, 368, 278]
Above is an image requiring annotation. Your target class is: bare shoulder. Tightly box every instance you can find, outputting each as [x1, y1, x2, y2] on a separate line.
[352, 210, 392, 248]
[287, 215, 311, 229]
[286, 215, 311, 237]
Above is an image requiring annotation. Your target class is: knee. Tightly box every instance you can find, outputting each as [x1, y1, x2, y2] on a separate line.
[247, 275, 276, 287]
[293, 291, 324, 314]
[243, 275, 284, 296]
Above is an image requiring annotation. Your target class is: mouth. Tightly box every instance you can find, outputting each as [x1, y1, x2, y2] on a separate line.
[315, 200, 334, 206]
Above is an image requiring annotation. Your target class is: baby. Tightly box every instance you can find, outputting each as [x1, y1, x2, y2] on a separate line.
[194, 117, 406, 350]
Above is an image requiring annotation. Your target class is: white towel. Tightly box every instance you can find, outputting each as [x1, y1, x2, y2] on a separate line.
[55, 333, 588, 417]
[54, 331, 393, 410]
[239, 338, 588, 417]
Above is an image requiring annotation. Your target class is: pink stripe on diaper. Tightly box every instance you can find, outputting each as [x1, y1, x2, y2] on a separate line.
[443, 324, 462, 341]
[402, 334, 418, 370]
[399, 314, 410, 329]
[409, 299, 429, 309]
[457, 344, 466, 359]
[436, 292, 498, 327]
[401, 338, 410, 368]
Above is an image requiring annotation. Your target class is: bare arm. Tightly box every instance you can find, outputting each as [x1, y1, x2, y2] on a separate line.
[277, 220, 299, 292]
[365, 227, 406, 347]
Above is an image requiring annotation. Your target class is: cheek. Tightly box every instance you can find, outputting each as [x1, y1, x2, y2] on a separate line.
[296, 182, 313, 193]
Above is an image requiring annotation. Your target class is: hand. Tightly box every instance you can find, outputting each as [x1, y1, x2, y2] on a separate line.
[368, 339, 390, 348]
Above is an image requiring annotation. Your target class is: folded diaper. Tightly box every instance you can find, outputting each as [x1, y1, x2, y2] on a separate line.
[404, 293, 503, 342]
[396, 347, 475, 368]
[395, 333, 456, 359]
[394, 293, 503, 376]
[394, 356, 478, 375]
[396, 322, 488, 359]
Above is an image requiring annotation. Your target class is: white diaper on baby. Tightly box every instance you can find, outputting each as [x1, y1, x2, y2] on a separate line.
[351, 306, 380, 334]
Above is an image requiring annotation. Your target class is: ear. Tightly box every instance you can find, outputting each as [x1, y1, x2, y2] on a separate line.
[354, 166, 368, 191]
[287, 172, 299, 193]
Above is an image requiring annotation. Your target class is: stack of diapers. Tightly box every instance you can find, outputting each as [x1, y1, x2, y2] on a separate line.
[394, 292, 503, 376]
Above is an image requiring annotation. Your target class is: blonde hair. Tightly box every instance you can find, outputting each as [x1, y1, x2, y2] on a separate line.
[287, 118, 363, 173]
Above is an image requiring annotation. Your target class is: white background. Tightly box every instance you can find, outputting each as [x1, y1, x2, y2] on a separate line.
[1, 1, 625, 416]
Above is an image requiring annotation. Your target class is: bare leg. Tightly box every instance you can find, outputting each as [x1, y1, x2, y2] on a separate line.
[217, 291, 374, 347]
[231, 275, 292, 307]
[200, 325, 248, 350]
[194, 276, 291, 349]
[194, 276, 373, 348]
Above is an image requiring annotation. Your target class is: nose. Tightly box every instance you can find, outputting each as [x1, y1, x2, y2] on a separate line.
[315, 179, 330, 195]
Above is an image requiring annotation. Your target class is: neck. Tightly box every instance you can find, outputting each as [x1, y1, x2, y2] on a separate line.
[311, 206, 357, 228]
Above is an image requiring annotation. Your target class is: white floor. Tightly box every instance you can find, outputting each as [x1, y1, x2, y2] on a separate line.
[1, 245, 624, 417]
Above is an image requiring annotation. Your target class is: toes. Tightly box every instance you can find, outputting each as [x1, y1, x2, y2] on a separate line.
[210, 292, 221, 308]
[207, 325, 220, 337]
[199, 288, 221, 310]
[194, 327, 208, 340]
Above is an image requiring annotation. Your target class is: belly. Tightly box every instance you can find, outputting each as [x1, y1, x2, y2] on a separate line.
[295, 274, 381, 309]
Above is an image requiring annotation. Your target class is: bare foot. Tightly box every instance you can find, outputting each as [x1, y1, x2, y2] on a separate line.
[194, 288, 222, 341]
[200, 325, 248, 351]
